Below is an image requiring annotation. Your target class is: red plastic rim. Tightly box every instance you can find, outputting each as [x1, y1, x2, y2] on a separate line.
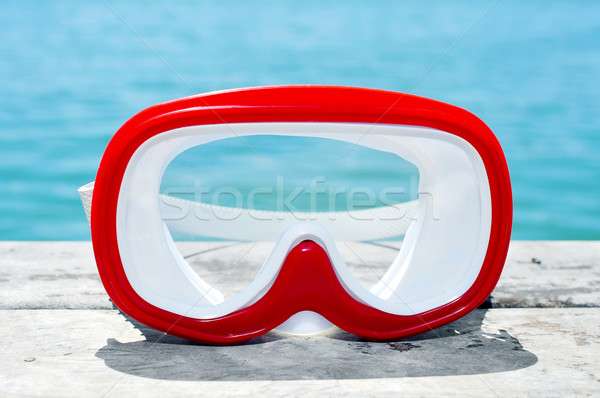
[91, 85, 512, 344]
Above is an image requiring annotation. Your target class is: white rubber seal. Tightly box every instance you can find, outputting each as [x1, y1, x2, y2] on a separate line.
[109, 122, 491, 333]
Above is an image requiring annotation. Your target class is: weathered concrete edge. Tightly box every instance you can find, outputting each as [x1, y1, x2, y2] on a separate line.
[0, 240, 598, 309]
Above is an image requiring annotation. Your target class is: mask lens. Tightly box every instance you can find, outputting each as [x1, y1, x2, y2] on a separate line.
[159, 134, 420, 298]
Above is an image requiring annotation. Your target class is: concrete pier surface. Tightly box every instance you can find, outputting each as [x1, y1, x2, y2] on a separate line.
[1, 241, 598, 397]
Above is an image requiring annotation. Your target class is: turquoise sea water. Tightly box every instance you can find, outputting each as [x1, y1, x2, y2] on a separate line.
[0, 0, 599, 240]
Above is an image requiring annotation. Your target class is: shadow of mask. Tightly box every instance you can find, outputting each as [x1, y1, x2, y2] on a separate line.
[95, 308, 538, 380]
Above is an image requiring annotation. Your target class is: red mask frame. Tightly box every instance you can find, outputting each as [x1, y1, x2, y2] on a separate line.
[88, 85, 512, 344]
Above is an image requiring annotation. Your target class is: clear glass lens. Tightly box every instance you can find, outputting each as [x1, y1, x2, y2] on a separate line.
[159, 135, 419, 299]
